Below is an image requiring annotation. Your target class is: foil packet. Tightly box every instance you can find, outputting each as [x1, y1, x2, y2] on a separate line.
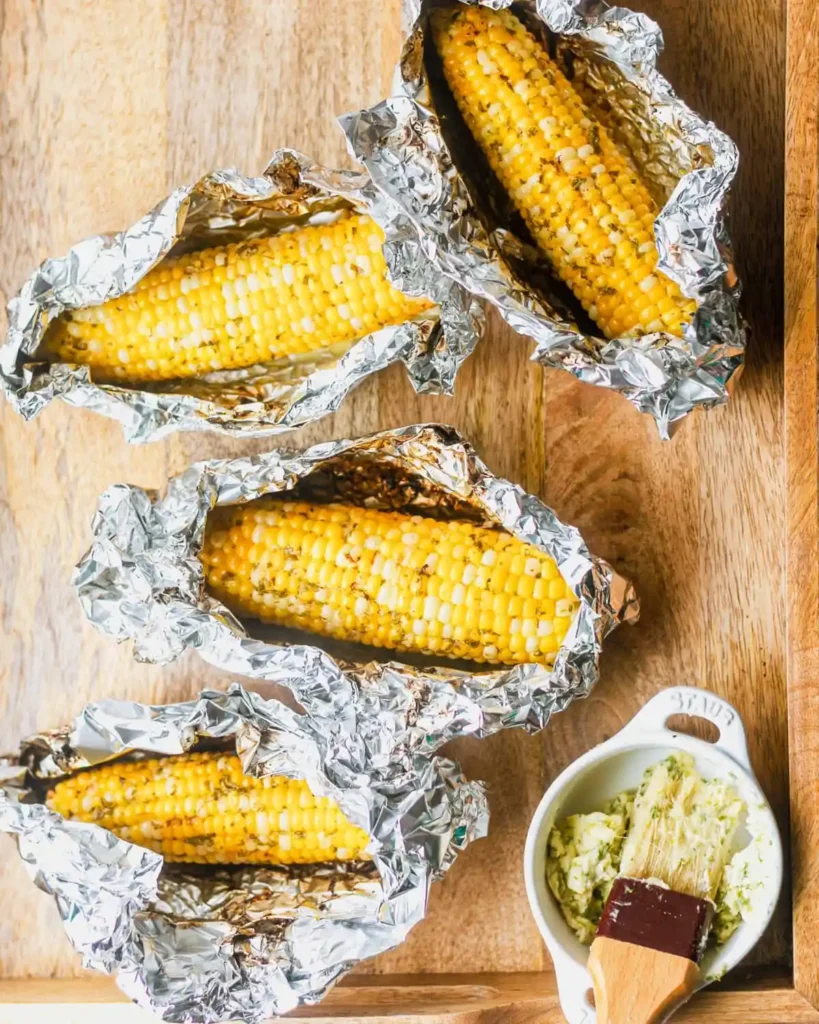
[0, 149, 483, 443]
[340, 0, 744, 438]
[73, 424, 638, 745]
[0, 683, 488, 1021]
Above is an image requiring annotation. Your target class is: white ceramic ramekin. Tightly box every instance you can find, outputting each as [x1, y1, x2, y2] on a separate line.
[524, 686, 783, 1024]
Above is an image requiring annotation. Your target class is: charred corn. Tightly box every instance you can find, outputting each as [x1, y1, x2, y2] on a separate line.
[47, 751, 370, 865]
[431, 4, 696, 340]
[43, 212, 433, 383]
[200, 499, 580, 666]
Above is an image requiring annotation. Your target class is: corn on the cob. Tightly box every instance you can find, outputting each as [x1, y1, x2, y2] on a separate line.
[42, 212, 433, 383]
[430, 4, 696, 340]
[47, 751, 370, 865]
[200, 498, 580, 666]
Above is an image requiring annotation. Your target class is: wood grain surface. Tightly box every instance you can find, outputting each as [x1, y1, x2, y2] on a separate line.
[0, 0, 788, 1012]
[3, 973, 819, 1024]
[785, 0, 819, 1009]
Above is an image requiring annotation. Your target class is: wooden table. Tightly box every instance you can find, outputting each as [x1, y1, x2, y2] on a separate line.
[1, 0, 807, 1020]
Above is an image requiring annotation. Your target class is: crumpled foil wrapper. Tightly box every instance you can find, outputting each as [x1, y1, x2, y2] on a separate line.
[0, 149, 483, 442]
[73, 423, 638, 745]
[340, 0, 744, 438]
[0, 683, 488, 1021]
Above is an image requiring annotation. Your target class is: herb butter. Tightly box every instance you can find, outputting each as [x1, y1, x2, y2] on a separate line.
[713, 805, 776, 944]
[546, 753, 764, 947]
[546, 791, 632, 945]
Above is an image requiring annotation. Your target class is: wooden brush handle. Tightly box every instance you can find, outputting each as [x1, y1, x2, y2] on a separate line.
[587, 936, 700, 1024]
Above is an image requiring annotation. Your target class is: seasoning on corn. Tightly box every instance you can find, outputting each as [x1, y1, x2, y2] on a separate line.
[200, 498, 580, 667]
[42, 211, 433, 383]
[47, 751, 370, 865]
[430, 4, 697, 340]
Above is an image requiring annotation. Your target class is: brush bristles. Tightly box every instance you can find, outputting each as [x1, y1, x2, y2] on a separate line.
[618, 753, 743, 901]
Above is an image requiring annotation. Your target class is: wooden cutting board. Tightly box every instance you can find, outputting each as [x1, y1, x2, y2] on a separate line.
[0, 0, 792, 1016]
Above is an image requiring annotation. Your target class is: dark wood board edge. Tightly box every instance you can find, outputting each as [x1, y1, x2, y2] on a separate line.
[2, 972, 819, 1024]
[785, 0, 819, 1009]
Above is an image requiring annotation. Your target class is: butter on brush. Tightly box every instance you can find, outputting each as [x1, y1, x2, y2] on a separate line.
[587, 753, 744, 1023]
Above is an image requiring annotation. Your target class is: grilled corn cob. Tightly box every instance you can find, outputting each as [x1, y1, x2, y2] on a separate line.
[200, 498, 580, 666]
[431, 4, 696, 339]
[42, 212, 433, 383]
[47, 751, 370, 865]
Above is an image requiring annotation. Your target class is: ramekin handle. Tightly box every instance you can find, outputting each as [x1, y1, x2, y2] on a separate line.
[619, 687, 751, 772]
[551, 949, 597, 1024]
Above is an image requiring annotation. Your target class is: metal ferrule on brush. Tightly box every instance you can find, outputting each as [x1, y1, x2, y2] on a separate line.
[596, 877, 715, 963]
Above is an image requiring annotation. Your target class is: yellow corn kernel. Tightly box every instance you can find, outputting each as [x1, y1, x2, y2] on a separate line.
[200, 498, 580, 667]
[47, 751, 370, 865]
[430, 4, 696, 340]
[42, 212, 433, 383]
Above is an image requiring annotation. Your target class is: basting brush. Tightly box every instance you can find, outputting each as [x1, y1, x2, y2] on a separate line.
[587, 754, 743, 1023]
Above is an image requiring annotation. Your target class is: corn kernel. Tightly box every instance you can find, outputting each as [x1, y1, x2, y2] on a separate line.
[201, 498, 580, 668]
[430, 4, 696, 340]
[44, 213, 434, 382]
[46, 751, 370, 867]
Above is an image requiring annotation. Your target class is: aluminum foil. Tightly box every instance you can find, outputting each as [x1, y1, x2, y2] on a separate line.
[0, 149, 483, 442]
[73, 424, 638, 745]
[0, 683, 488, 1021]
[340, 0, 745, 438]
